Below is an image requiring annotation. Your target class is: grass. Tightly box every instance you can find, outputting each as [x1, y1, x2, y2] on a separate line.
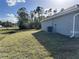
[0, 29, 79, 59]
[32, 31, 79, 59]
[0, 29, 53, 59]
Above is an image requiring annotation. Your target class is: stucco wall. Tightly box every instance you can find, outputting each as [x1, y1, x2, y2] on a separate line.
[41, 20, 53, 31]
[52, 13, 74, 36]
[41, 11, 79, 36]
[75, 15, 79, 37]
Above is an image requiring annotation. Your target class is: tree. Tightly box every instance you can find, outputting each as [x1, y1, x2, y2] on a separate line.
[48, 8, 52, 16]
[60, 8, 64, 12]
[0, 21, 2, 25]
[44, 10, 48, 16]
[36, 6, 44, 22]
[30, 10, 36, 22]
[17, 7, 29, 29]
[53, 9, 57, 14]
[44, 8, 52, 18]
[1, 21, 14, 30]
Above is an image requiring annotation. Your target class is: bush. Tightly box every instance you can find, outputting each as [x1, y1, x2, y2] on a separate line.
[18, 20, 27, 29]
[29, 22, 41, 29]
[18, 20, 41, 30]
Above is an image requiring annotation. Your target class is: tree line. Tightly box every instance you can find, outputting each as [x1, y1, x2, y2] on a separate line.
[0, 6, 64, 30]
[0, 21, 15, 27]
[17, 6, 59, 29]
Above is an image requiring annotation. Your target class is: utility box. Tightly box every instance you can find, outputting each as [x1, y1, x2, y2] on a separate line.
[47, 26, 53, 32]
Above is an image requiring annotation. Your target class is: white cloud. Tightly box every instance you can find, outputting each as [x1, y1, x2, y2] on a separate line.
[6, 0, 26, 6]
[6, 0, 16, 6]
[6, 13, 18, 23]
[17, 0, 26, 3]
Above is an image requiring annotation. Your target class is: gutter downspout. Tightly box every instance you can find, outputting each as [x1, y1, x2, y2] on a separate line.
[70, 13, 79, 38]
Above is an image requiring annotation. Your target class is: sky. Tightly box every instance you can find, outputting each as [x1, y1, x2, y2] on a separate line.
[0, 0, 79, 23]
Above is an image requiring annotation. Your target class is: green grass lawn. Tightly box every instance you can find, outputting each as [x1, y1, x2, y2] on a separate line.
[0, 29, 79, 59]
[0, 29, 53, 59]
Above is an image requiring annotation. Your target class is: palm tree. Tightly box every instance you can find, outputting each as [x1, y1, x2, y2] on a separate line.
[44, 10, 48, 14]
[36, 6, 44, 22]
[53, 9, 57, 14]
[48, 8, 52, 16]
[30, 11, 34, 22]
[60, 8, 64, 12]
[30, 10, 37, 22]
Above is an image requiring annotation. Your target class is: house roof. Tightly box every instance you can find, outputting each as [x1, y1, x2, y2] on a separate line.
[42, 4, 79, 22]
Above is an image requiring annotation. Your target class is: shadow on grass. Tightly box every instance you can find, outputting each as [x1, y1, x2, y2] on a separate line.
[32, 31, 78, 59]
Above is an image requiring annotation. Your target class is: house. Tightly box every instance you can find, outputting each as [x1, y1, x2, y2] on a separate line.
[41, 4, 79, 37]
[0, 25, 2, 28]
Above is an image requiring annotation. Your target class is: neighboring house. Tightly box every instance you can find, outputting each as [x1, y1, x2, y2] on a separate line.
[41, 4, 79, 37]
[0, 25, 2, 28]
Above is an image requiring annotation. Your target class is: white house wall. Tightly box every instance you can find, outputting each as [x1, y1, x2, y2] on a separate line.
[75, 14, 79, 37]
[41, 20, 53, 31]
[41, 11, 79, 37]
[52, 13, 74, 36]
